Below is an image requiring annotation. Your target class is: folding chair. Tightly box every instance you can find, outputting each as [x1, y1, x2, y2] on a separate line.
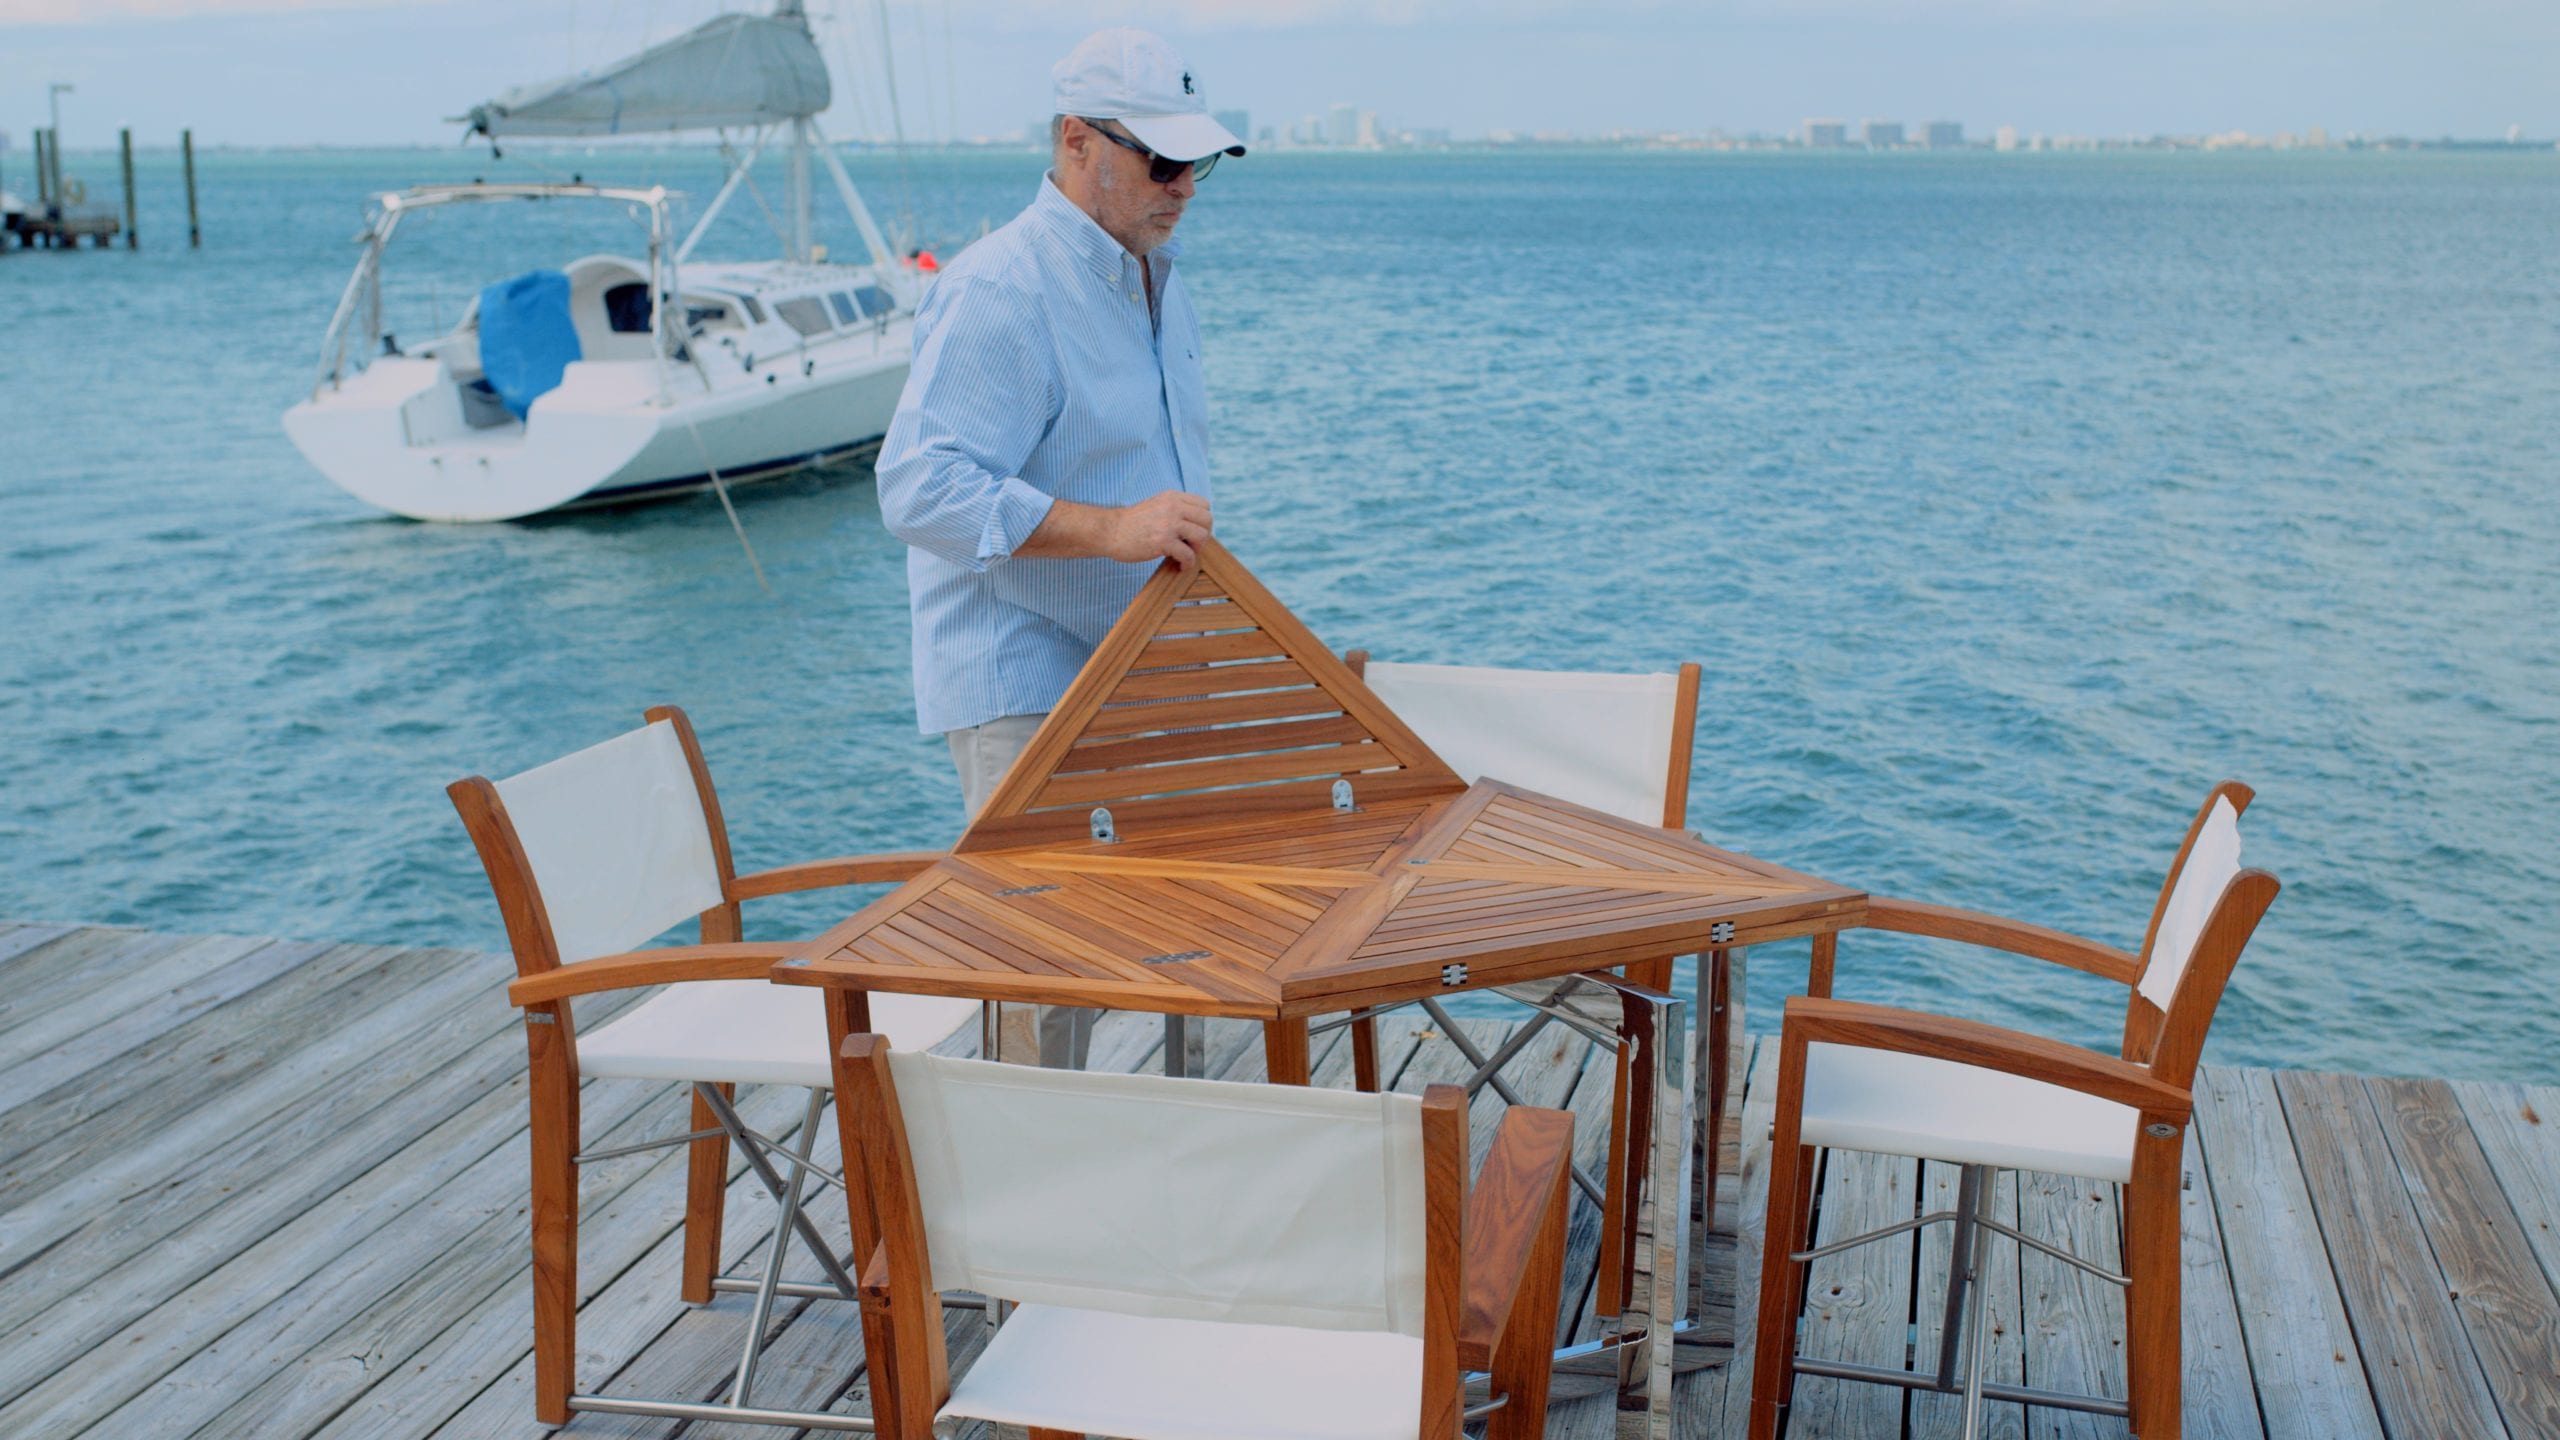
[1749, 782, 2281, 1440]
[833, 1038, 1579, 1440]
[1337, 655, 1711, 1347]
[449, 705, 980, 1429]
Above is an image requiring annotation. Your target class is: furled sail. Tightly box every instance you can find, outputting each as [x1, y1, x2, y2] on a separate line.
[458, 10, 830, 139]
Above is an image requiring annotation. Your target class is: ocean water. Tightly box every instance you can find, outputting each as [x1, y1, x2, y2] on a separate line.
[4, 146, 2555, 1084]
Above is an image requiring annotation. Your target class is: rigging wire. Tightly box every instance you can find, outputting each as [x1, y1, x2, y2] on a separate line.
[869, 0, 917, 237]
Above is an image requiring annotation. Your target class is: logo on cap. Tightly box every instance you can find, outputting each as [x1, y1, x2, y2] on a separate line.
[1182, 70, 1195, 95]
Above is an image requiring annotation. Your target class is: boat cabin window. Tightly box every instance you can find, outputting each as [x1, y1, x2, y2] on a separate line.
[604, 283, 654, 334]
[827, 292, 859, 326]
[732, 295, 766, 324]
[774, 297, 832, 337]
[856, 285, 895, 318]
[686, 303, 733, 329]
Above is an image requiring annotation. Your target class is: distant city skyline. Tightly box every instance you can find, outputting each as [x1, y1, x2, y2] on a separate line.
[1, 0, 2555, 150]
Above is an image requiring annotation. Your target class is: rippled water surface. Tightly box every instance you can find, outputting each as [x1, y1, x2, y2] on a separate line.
[5, 147, 2555, 1082]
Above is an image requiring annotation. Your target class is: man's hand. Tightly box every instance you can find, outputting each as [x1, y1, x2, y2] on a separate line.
[1103, 491, 1213, 569]
[1019, 491, 1214, 569]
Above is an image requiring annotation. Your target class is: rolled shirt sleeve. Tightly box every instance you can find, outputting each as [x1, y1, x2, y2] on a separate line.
[875, 275, 1062, 572]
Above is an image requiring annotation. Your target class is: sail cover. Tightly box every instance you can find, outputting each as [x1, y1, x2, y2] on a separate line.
[460, 11, 830, 139]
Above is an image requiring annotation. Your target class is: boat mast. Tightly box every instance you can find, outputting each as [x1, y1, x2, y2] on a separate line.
[781, 0, 814, 262]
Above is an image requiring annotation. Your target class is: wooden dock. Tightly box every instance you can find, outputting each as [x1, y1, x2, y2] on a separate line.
[1, 918, 2554, 1439]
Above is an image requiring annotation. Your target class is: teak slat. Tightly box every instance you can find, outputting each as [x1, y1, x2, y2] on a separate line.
[1153, 597, 1248, 632]
[1030, 739, 1393, 810]
[1128, 628, 1294, 670]
[1077, 686, 1346, 739]
[1410, 860, 1811, 898]
[1055, 713, 1375, 775]
[1102, 659, 1317, 705]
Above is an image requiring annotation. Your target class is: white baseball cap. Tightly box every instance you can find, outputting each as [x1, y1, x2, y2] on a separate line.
[1051, 28, 1245, 164]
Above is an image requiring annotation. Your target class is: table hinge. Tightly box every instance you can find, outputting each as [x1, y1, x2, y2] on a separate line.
[1141, 950, 1212, 966]
[1710, 921, 1736, 944]
[995, 884, 1061, 898]
[525, 1012, 556, 1026]
[1331, 778, 1357, 813]
[1441, 963, 1469, 987]
[1090, 807, 1118, 843]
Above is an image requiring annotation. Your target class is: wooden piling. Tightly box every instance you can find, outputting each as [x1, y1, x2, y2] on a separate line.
[182, 129, 200, 248]
[120, 127, 137, 249]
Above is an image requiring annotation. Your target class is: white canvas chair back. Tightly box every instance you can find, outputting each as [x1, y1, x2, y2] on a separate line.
[2137, 794, 2244, 1013]
[886, 1050, 1430, 1335]
[1359, 660, 1686, 825]
[491, 719, 724, 966]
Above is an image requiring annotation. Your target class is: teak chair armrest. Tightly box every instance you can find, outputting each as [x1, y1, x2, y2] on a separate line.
[506, 942, 799, 1007]
[727, 850, 943, 901]
[1458, 1105, 1577, 1371]
[1859, 896, 2142, 985]
[1782, 996, 2190, 1119]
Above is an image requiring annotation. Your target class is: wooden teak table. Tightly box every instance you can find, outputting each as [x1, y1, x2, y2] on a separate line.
[778, 540, 1863, 1433]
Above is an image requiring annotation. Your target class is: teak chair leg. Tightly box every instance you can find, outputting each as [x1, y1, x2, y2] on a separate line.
[526, 1027, 580, 1426]
[2123, 1139, 2184, 1440]
[1264, 1018, 1313, 1085]
[680, 1082, 735, 1304]
[1351, 1014, 1382, 1092]
[1593, 1038, 1636, 1318]
[1486, 1161, 1571, 1440]
[1749, 1128, 1815, 1440]
[1026, 1430, 1085, 1440]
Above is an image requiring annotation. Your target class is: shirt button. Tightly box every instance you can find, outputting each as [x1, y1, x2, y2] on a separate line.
[1127, 290, 1142, 302]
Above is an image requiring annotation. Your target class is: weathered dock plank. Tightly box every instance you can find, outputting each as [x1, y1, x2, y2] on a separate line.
[2366, 1076, 2560, 1438]
[1788, 1148, 1916, 1438]
[2456, 1078, 2560, 1302]
[2191, 1067, 2382, 1440]
[2276, 1069, 2510, 1438]
[2169, 1118, 2264, 1440]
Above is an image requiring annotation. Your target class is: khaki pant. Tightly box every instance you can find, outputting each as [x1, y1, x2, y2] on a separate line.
[946, 713, 1093, 1070]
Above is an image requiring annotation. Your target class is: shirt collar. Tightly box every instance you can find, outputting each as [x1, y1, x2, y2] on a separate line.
[1032, 174, 1181, 281]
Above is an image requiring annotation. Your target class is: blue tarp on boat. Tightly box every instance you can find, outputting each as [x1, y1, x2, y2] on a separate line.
[478, 270, 581, 419]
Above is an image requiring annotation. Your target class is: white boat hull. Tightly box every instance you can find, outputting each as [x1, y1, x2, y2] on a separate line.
[284, 336, 909, 523]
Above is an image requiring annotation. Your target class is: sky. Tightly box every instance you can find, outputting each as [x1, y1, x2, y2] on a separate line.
[1, 0, 2555, 150]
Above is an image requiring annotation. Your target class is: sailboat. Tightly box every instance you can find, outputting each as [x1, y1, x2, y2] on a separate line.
[283, 1, 921, 521]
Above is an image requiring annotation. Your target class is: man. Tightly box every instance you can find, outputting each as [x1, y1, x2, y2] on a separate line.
[875, 28, 1245, 1068]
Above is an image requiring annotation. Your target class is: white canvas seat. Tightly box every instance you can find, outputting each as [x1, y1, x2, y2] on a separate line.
[836, 1041, 1578, 1440]
[943, 1304, 1424, 1440]
[579, 982, 980, 1089]
[1750, 785, 2282, 1440]
[1798, 1042, 2139, 1183]
[449, 704, 971, 1430]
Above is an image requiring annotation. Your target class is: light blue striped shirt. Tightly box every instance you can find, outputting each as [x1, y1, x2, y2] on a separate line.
[876, 176, 1213, 735]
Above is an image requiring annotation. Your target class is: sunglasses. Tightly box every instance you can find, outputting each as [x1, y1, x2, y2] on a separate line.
[1083, 119, 1220, 185]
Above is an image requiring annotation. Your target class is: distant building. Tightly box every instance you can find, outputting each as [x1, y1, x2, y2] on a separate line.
[1803, 118, 1846, 148]
[1257, 125, 1277, 145]
[1408, 126, 1452, 147]
[1215, 110, 1249, 145]
[1862, 119, 1904, 149]
[1994, 125, 2019, 152]
[1356, 110, 1380, 148]
[1925, 121, 1963, 149]
[1298, 114, 1321, 145]
[1327, 103, 1359, 147]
